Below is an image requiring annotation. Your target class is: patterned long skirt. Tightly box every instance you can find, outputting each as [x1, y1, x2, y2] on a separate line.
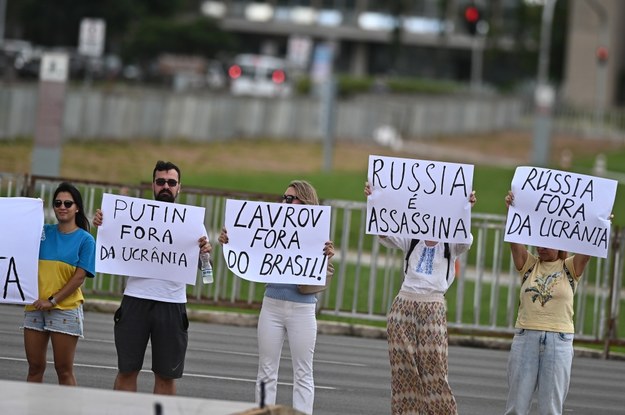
[387, 291, 457, 415]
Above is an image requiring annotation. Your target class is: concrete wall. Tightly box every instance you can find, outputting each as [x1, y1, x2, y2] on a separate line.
[0, 84, 523, 142]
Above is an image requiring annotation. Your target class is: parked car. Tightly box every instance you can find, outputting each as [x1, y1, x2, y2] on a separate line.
[228, 54, 292, 97]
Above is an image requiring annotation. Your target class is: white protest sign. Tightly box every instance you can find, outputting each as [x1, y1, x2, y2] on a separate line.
[0, 198, 43, 304]
[366, 155, 474, 243]
[222, 199, 331, 285]
[504, 166, 617, 258]
[96, 194, 206, 285]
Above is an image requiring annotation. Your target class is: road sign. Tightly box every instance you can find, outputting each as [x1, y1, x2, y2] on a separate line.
[287, 35, 312, 69]
[79, 18, 106, 57]
[39, 52, 69, 82]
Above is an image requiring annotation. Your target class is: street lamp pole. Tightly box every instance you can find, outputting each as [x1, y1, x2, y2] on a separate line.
[584, 0, 609, 124]
[531, 0, 558, 167]
[0, 0, 7, 47]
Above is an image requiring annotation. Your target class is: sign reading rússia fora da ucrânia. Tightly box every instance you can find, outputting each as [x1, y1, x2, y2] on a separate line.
[366, 155, 474, 243]
[0, 197, 43, 304]
[95, 194, 206, 285]
[222, 199, 331, 286]
[504, 166, 617, 258]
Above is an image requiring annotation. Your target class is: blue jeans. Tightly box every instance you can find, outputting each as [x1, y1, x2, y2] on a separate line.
[505, 329, 574, 415]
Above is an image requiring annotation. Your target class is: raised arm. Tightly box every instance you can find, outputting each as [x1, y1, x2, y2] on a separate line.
[572, 254, 591, 277]
[505, 190, 528, 270]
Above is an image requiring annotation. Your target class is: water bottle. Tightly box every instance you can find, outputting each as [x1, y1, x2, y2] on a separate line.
[200, 252, 213, 284]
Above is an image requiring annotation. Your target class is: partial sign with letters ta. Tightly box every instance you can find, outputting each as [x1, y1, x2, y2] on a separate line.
[0, 198, 43, 304]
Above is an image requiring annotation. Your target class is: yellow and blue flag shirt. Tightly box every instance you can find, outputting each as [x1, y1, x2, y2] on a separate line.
[25, 224, 96, 311]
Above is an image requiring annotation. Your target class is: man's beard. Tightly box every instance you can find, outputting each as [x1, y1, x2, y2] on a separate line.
[155, 189, 175, 203]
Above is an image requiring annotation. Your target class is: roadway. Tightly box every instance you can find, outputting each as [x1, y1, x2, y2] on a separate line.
[0, 305, 624, 414]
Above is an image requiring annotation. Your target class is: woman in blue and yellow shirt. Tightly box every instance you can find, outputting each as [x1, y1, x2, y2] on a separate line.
[23, 182, 95, 385]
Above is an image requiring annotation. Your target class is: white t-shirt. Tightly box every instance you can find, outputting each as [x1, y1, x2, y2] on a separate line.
[380, 236, 473, 295]
[120, 217, 206, 303]
[123, 277, 187, 303]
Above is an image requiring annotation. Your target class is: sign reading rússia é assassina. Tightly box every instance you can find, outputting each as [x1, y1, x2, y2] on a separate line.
[0, 198, 43, 304]
[366, 155, 474, 243]
[222, 199, 331, 285]
[505, 166, 617, 258]
[96, 194, 206, 285]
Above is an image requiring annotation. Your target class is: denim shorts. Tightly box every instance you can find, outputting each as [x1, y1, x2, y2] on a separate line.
[22, 305, 84, 338]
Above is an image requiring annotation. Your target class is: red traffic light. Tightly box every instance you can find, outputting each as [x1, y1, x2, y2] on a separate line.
[228, 64, 242, 79]
[464, 6, 480, 23]
[596, 46, 608, 63]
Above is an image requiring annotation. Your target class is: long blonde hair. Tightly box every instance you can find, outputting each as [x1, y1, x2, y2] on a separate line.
[288, 180, 319, 206]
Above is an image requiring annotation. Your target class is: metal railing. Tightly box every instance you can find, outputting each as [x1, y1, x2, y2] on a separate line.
[2, 172, 623, 345]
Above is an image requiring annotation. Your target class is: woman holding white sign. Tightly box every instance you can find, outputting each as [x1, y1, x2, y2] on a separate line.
[365, 182, 476, 415]
[23, 182, 96, 385]
[218, 180, 334, 415]
[504, 191, 592, 415]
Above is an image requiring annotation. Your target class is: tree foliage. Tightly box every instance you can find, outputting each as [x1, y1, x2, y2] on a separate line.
[5, 0, 235, 60]
[121, 17, 237, 62]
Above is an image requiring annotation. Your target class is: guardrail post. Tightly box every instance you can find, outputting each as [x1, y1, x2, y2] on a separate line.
[603, 226, 621, 358]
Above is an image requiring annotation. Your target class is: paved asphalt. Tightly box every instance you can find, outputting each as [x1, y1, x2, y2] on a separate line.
[1, 304, 624, 414]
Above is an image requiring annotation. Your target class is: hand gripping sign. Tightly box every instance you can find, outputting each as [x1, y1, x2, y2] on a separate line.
[222, 199, 331, 285]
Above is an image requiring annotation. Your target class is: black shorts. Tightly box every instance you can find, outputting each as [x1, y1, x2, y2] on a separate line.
[114, 295, 189, 379]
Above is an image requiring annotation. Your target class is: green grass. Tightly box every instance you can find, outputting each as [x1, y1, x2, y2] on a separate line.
[3, 138, 625, 354]
[178, 160, 625, 226]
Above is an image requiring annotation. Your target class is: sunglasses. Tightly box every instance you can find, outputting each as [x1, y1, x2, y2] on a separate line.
[53, 200, 75, 208]
[282, 194, 299, 204]
[154, 178, 178, 187]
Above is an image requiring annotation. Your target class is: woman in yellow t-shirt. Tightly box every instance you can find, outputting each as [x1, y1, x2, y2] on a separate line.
[503, 191, 591, 415]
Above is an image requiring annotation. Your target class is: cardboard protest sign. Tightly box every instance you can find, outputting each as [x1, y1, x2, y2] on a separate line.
[504, 166, 617, 258]
[0, 197, 43, 304]
[96, 194, 206, 285]
[222, 199, 331, 285]
[366, 155, 474, 243]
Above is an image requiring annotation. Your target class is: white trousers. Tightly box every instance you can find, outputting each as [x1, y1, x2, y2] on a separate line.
[256, 296, 317, 415]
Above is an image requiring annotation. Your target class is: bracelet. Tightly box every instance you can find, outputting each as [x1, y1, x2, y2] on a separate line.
[48, 296, 57, 306]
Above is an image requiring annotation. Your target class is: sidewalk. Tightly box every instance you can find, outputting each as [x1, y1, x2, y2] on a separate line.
[0, 379, 254, 415]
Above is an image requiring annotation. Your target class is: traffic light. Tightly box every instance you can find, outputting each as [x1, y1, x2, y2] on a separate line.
[596, 46, 608, 65]
[464, 5, 481, 36]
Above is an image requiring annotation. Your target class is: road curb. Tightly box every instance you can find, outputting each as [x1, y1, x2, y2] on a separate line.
[84, 300, 625, 361]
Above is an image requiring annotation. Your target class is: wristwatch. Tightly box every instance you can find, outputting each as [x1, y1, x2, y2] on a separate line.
[48, 296, 57, 306]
